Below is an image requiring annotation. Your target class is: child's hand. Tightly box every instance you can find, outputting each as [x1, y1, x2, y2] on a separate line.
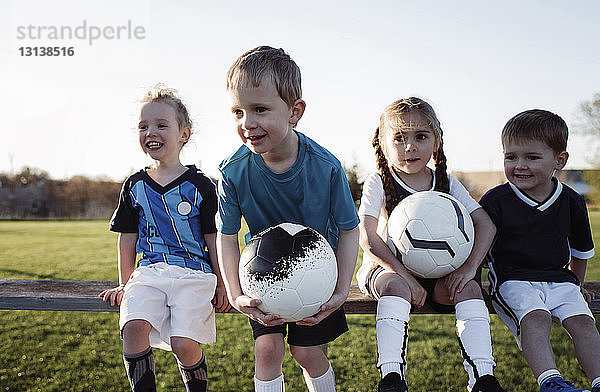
[443, 263, 478, 302]
[234, 295, 285, 326]
[212, 285, 232, 313]
[403, 274, 427, 308]
[98, 284, 125, 307]
[581, 286, 595, 305]
[296, 292, 346, 326]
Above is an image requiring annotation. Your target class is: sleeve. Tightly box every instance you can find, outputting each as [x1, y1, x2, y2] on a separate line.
[569, 193, 595, 260]
[479, 189, 500, 226]
[448, 174, 480, 214]
[109, 179, 139, 233]
[357, 172, 385, 219]
[198, 177, 218, 234]
[215, 169, 242, 235]
[330, 165, 360, 231]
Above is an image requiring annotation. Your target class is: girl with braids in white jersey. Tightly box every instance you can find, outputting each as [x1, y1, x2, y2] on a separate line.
[356, 97, 506, 392]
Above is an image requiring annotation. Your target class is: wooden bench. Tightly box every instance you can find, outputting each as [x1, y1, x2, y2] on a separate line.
[1, 279, 599, 314]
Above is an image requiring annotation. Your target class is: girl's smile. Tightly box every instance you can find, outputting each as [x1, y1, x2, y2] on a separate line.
[138, 101, 189, 164]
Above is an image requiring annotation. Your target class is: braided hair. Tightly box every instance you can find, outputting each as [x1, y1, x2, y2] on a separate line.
[374, 97, 450, 217]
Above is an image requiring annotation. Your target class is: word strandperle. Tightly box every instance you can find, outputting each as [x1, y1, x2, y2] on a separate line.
[15, 20, 145, 46]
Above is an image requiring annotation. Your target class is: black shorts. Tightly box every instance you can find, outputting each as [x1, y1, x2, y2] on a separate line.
[249, 307, 348, 347]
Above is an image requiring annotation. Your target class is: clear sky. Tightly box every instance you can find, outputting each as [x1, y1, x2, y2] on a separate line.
[1, 0, 599, 181]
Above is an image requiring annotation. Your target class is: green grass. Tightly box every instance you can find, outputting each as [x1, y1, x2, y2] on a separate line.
[0, 214, 599, 391]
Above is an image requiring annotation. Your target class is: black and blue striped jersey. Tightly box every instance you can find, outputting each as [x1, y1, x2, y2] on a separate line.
[110, 165, 217, 272]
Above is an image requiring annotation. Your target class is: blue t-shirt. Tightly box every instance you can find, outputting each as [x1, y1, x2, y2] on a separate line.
[110, 165, 217, 272]
[217, 131, 359, 251]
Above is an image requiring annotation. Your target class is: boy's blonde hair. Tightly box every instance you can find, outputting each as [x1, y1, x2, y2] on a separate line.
[141, 85, 192, 135]
[226, 46, 302, 107]
[502, 109, 568, 154]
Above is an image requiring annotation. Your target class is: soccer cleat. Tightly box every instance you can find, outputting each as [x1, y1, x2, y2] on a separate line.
[378, 372, 408, 392]
[471, 375, 506, 392]
[540, 376, 591, 392]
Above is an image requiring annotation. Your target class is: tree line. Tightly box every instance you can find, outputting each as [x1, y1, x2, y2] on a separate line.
[0, 166, 364, 219]
[0, 167, 122, 219]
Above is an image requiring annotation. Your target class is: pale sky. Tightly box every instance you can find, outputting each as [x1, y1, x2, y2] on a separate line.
[1, 0, 599, 181]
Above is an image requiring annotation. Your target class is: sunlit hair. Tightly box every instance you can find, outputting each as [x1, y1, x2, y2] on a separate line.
[226, 46, 302, 108]
[141, 85, 192, 142]
[373, 97, 449, 216]
[501, 109, 568, 154]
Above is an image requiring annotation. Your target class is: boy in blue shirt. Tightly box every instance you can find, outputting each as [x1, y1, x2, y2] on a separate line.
[216, 46, 360, 392]
[480, 109, 600, 392]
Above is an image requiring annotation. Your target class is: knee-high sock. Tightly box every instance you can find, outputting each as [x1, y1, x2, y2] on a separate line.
[123, 347, 156, 392]
[455, 299, 496, 390]
[177, 354, 207, 392]
[254, 373, 285, 392]
[303, 362, 335, 392]
[376, 296, 410, 379]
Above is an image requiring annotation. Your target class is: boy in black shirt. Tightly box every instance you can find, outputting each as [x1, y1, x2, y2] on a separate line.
[480, 109, 599, 392]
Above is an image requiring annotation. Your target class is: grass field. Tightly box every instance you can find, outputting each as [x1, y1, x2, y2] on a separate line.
[0, 214, 599, 391]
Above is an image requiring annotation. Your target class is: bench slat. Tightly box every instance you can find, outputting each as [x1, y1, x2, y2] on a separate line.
[1, 279, 599, 314]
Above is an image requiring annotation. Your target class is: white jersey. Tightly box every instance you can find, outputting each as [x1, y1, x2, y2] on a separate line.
[356, 169, 481, 293]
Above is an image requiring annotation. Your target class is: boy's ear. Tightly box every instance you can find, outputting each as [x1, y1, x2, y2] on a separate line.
[555, 150, 569, 170]
[289, 99, 306, 126]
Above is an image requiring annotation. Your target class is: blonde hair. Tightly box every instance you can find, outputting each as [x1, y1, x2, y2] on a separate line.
[373, 97, 449, 216]
[502, 109, 568, 154]
[141, 85, 192, 139]
[226, 46, 302, 107]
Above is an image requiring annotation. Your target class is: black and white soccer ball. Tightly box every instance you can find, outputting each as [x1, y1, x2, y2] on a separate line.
[387, 191, 474, 278]
[239, 222, 338, 322]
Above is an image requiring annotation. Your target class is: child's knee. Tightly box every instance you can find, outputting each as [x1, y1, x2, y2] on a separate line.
[170, 337, 200, 360]
[289, 345, 325, 368]
[562, 314, 598, 334]
[122, 319, 152, 339]
[453, 280, 483, 302]
[377, 274, 411, 300]
[521, 309, 552, 329]
[255, 335, 285, 366]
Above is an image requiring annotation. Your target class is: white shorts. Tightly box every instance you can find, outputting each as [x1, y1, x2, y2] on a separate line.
[493, 280, 593, 344]
[119, 263, 217, 351]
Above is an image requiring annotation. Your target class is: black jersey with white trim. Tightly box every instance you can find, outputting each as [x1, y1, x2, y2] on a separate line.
[480, 179, 594, 286]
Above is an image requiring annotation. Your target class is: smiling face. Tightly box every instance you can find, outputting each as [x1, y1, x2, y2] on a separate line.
[503, 139, 568, 201]
[138, 101, 190, 164]
[229, 77, 305, 162]
[382, 111, 437, 177]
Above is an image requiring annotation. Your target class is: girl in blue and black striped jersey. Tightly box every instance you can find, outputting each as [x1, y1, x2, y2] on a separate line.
[357, 98, 505, 392]
[99, 86, 230, 392]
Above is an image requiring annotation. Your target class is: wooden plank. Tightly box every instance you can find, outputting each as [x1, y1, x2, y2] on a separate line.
[0, 279, 599, 314]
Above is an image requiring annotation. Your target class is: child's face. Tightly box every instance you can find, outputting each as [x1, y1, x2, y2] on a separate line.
[503, 139, 568, 200]
[138, 102, 189, 162]
[383, 111, 437, 176]
[229, 78, 304, 158]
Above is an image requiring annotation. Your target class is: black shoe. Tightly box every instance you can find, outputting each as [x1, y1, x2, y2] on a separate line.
[471, 375, 506, 392]
[378, 372, 408, 392]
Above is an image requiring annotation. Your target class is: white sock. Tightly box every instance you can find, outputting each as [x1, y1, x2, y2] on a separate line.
[254, 373, 285, 392]
[303, 363, 335, 392]
[537, 369, 560, 385]
[376, 296, 410, 379]
[455, 299, 496, 390]
[592, 376, 600, 388]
